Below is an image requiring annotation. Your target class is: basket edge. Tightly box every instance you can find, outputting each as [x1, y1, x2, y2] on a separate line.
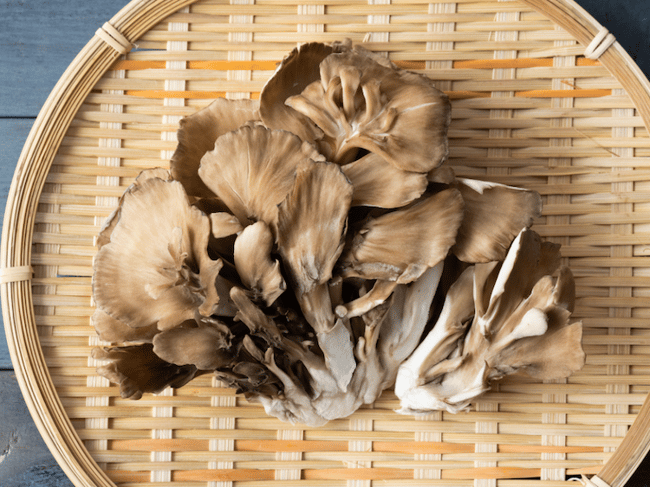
[519, 1, 650, 485]
[3, 0, 650, 486]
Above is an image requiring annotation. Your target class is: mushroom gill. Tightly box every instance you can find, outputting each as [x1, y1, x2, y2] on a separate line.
[284, 43, 451, 172]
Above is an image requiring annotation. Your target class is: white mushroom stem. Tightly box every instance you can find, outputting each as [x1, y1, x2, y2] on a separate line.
[298, 283, 356, 391]
[396, 265, 475, 387]
[335, 279, 398, 319]
[376, 262, 444, 388]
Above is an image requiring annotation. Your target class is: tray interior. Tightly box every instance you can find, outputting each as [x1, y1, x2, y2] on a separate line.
[26, 0, 650, 485]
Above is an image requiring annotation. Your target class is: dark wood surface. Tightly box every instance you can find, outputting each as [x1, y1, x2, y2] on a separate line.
[0, 0, 649, 485]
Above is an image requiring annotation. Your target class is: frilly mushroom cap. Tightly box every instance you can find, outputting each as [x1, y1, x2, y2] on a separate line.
[341, 152, 428, 208]
[96, 168, 172, 249]
[171, 98, 260, 198]
[233, 220, 286, 306]
[209, 212, 244, 239]
[198, 123, 325, 227]
[452, 178, 543, 263]
[92, 344, 199, 400]
[259, 41, 350, 148]
[285, 43, 451, 172]
[92, 177, 233, 331]
[338, 187, 464, 284]
[91, 308, 159, 344]
[152, 320, 234, 370]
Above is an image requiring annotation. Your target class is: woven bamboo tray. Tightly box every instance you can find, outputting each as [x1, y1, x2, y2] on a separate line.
[4, 0, 650, 486]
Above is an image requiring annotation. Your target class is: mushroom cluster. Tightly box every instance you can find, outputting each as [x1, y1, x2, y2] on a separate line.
[91, 40, 585, 426]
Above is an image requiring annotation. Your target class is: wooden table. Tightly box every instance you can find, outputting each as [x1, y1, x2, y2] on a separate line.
[0, 0, 649, 485]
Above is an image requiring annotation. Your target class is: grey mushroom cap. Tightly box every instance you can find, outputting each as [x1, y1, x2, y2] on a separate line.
[152, 319, 234, 371]
[198, 123, 325, 228]
[285, 43, 451, 172]
[233, 220, 286, 306]
[171, 98, 260, 198]
[452, 178, 543, 263]
[259, 41, 351, 152]
[338, 187, 464, 284]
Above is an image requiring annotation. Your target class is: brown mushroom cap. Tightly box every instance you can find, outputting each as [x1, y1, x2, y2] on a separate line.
[92, 177, 230, 331]
[452, 179, 543, 263]
[338, 187, 464, 284]
[96, 168, 172, 249]
[93, 344, 199, 400]
[198, 123, 325, 228]
[259, 41, 350, 150]
[341, 152, 428, 208]
[171, 98, 260, 198]
[152, 320, 234, 370]
[91, 308, 159, 344]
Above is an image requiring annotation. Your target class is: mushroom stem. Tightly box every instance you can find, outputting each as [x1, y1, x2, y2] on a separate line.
[335, 279, 398, 319]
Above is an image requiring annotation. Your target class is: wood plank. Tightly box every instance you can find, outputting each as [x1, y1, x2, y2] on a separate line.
[0, 371, 73, 486]
[0, 118, 33, 369]
[0, 0, 127, 117]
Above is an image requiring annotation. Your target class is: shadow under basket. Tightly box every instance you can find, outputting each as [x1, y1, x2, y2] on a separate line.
[3, 0, 650, 486]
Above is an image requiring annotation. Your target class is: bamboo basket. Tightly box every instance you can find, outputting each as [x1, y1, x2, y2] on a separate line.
[4, 0, 650, 486]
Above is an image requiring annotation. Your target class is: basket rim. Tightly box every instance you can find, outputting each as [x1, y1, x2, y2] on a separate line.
[3, 1, 650, 486]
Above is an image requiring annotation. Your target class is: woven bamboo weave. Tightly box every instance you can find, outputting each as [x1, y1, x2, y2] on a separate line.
[4, 0, 650, 486]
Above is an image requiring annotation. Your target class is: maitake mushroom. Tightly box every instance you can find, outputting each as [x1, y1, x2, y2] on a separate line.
[91, 40, 584, 425]
[395, 229, 584, 414]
